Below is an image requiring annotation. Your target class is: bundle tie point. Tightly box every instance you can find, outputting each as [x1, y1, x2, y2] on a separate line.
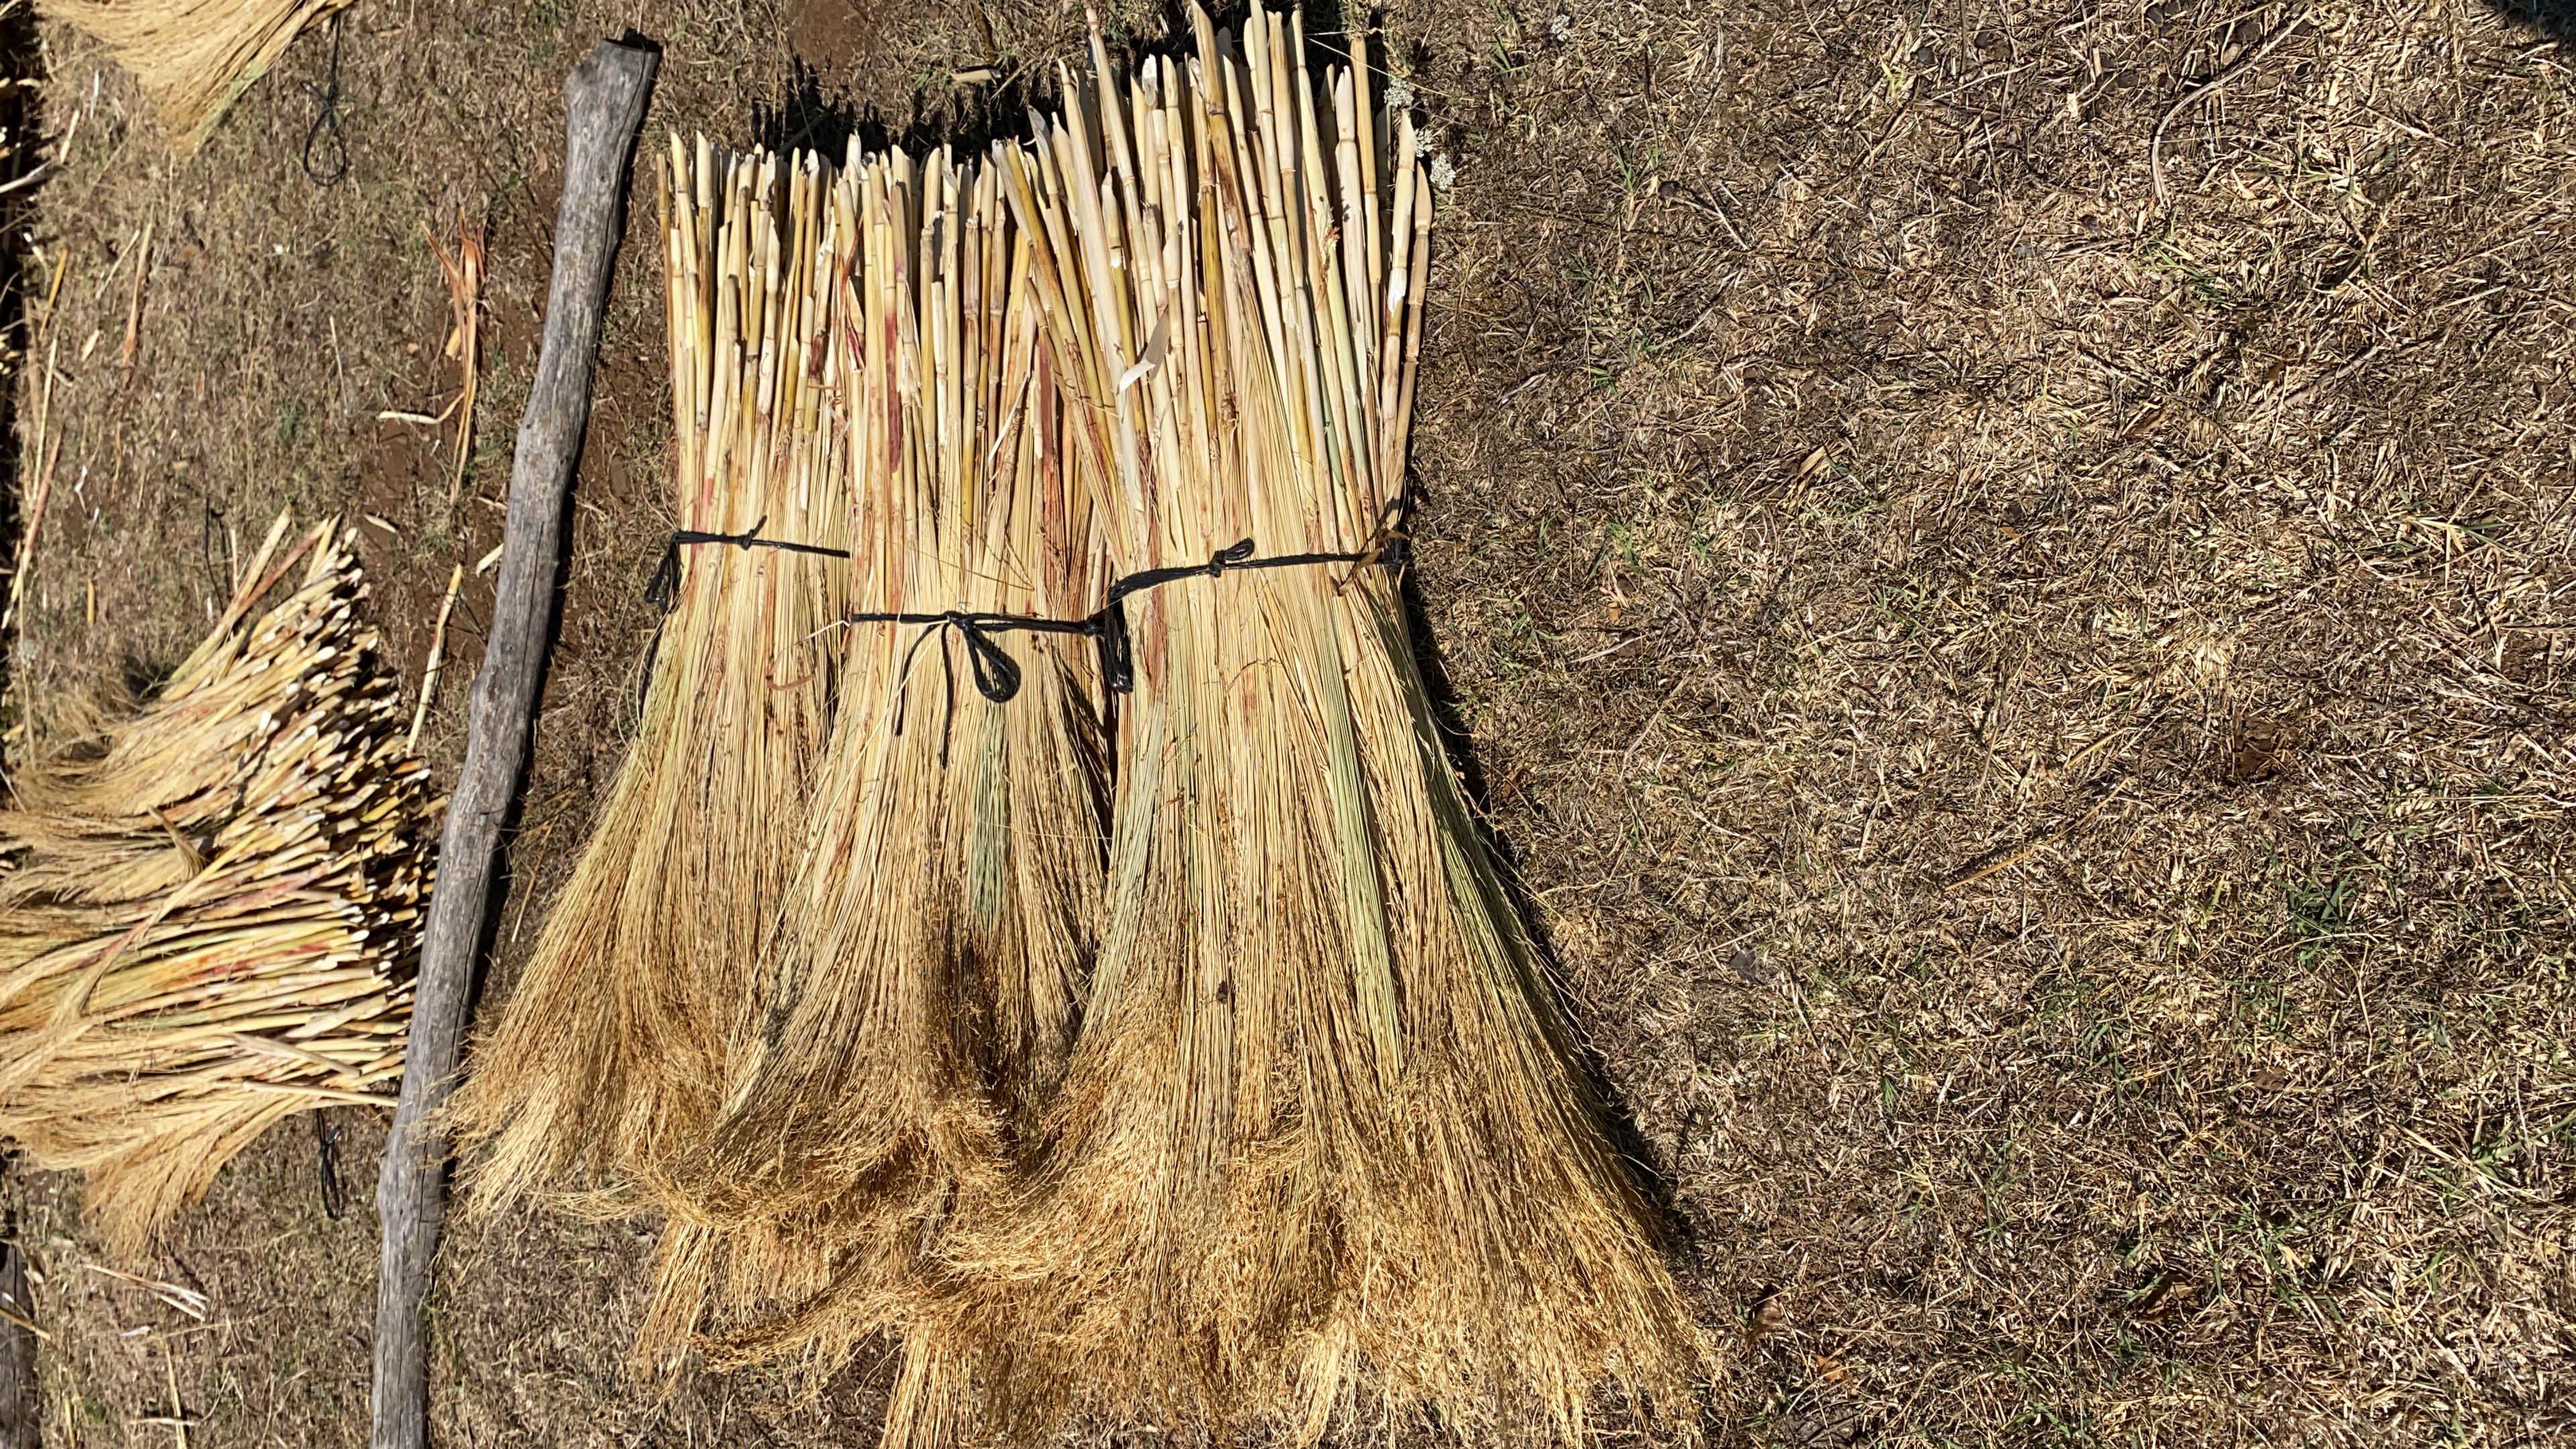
[647, 517, 855, 611]
[867, 608, 1047, 706]
[1092, 535, 1398, 691]
[652, 528, 1405, 719]
[1204, 537, 1255, 578]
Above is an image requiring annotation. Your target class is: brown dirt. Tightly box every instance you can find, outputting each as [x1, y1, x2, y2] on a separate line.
[5, 0, 2575, 1445]
[788, 0, 886, 89]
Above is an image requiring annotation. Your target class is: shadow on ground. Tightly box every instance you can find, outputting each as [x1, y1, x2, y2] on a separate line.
[2486, 0, 2576, 42]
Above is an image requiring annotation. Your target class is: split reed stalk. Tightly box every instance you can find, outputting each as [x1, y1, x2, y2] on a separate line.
[448, 138, 854, 1238]
[0, 516, 437, 1256]
[908, 7, 1709, 1441]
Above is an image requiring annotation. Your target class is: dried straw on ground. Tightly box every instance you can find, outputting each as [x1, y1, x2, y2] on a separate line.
[891, 7, 1709, 1441]
[0, 516, 435, 1256]
[40, 0, 351, 151]
[448, 137, 854, 1234]
[653, 136, 1110, 1413]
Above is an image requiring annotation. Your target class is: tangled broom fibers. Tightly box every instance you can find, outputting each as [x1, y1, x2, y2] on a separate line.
[448, 137, 854, 1234]
[0, 515, 435, 1257]
[40, 0, 351, 152]
[653, 136, 1110, 1411]
[888, 7, 1709, 1441]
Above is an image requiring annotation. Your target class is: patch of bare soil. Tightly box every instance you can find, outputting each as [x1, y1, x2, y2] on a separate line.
[3, 0, 2573, 1445]
[788, 0, 885, 87]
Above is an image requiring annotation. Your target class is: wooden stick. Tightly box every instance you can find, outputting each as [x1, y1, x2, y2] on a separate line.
[368, 38, 657, 1449]
[0, 1234, 36, 1449]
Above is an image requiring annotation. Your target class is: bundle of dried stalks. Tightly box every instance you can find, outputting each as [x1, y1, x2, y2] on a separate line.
[653, 137, 1110, 1403]
[0, 516, 435, 1256]
[448, 138, 855, 1227]
[40, 0, 350, 152]
[892, 6, 1709, 1440]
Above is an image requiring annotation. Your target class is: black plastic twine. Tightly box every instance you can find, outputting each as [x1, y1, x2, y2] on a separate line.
[1088, 535, 1409, 692]
[645, 516, 855, 610]
[845, 606, 1097, 706]
[313, 1110, 346, 1220]
[647, 527, 1406, 714]
[635, 517, 855, 709]
[300, 12, 349, 187]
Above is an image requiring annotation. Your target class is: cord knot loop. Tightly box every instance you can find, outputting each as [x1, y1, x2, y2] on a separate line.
[1202, 538, 1256, 578]
[649, 517, 856, 612]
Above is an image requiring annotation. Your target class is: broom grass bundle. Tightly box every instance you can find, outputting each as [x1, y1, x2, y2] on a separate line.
[40, 0, 352, 151]
[656, 136, 1110, 1403]
[450, 9, 1697, 1438]
[0, 515, 435, 1256]
[448, 136, 855, 1228]
[889, 7, 1709, 1440]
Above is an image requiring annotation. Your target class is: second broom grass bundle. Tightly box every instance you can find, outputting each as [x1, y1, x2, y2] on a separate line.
[658, 137, 1112, 1428]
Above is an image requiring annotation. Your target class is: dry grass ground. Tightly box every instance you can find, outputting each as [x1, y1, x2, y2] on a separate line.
[1, 0, 2571, 1444]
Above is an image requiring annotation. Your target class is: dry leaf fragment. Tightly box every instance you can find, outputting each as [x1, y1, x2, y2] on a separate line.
[1748, 1286, 1788, 1344]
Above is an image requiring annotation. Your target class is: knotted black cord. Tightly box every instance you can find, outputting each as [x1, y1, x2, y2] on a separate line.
[634, 516, 854, 712]
[852, 606, 1096, 706]
[313, 1109, 346, 1220]
[645, 515, 854, 610]
[648, 529, 1407, 716]
[1085, 533, 1411, 692]
[300, 11, 349, 188]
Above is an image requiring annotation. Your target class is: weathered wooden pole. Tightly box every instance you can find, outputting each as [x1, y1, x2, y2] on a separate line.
[370, 37, 657, 1449]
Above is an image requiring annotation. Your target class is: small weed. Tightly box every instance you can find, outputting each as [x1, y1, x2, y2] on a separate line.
[2287, 867, 2355, 965]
